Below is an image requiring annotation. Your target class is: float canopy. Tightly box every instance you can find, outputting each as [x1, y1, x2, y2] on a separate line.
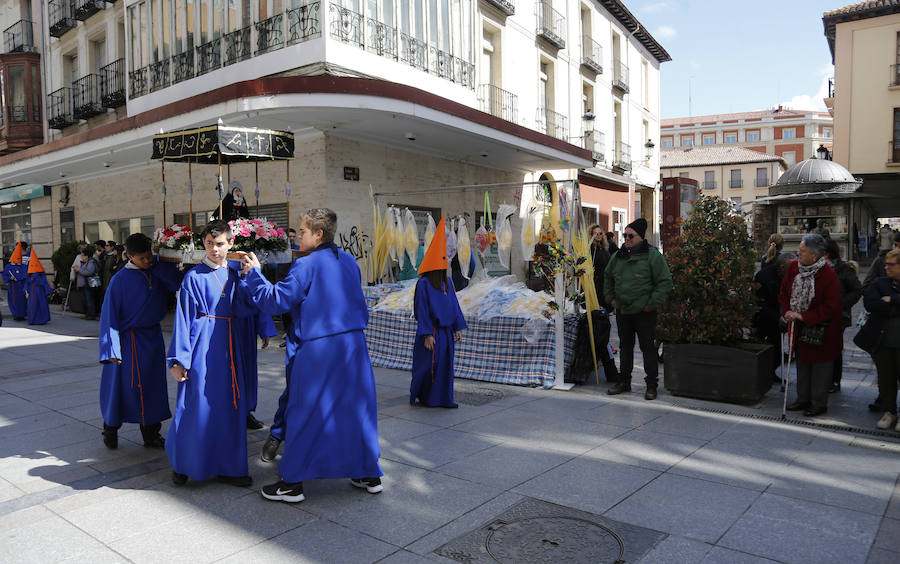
[151, 124, 294, 164]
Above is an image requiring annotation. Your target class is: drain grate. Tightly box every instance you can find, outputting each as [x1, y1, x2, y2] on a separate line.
[435, 498, 664, 564]
[454, 382, 512, 406]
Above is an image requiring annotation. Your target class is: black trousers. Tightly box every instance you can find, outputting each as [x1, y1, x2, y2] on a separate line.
[616, 310, 658, 386]
[796, 361, 832, 410]
[874, 346, 900, 414]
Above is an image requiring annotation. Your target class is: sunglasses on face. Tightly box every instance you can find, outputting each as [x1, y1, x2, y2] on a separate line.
[624, 233, 636, 239]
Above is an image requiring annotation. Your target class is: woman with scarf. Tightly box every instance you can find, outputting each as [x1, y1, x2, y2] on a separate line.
[778, 234, 843, 417]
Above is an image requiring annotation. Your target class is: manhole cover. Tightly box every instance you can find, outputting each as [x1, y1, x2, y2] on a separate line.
[485, 517, 624, 563]
[455, 387, 505, 406]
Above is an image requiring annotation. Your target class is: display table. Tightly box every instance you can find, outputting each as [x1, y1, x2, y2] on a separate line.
[365, 309, 578, 388]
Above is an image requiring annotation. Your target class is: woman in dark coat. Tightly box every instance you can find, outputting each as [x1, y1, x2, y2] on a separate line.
[779, 234, 843, 417]
[589, 224, 611, 309]
[215, 185, 251, 221]
[859, 249, 900, 431]
[825, 238, 862, 392]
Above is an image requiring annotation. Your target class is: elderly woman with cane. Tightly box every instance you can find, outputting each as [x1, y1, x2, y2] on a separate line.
[778, 234, 844, 417]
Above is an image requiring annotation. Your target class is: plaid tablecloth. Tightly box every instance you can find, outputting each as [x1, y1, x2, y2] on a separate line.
[365, 310, 578, 388]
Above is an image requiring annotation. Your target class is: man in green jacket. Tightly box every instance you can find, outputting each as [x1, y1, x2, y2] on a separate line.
[604, 218, 673, 400]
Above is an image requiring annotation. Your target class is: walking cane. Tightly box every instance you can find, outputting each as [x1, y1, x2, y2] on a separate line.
[63, 279, 73, 312]
[782, 321, 795, 421]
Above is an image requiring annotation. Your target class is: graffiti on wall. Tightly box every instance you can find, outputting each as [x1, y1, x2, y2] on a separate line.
[338, 225, 370, 261]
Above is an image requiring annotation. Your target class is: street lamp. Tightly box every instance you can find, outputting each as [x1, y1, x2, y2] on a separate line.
[817, 144, 831, 160]
[644, 139, 655, 162]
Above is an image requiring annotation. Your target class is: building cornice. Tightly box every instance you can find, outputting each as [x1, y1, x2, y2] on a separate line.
[823, 1, 900, 60]
[596, 0, 672, 63]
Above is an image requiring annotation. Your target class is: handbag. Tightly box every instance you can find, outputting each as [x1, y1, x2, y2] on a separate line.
[799, 322, 827, 346]
[88, 274, 102, 288]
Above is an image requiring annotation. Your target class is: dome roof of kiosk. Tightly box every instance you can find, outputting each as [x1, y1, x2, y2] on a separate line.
[770, 157, 861, 195]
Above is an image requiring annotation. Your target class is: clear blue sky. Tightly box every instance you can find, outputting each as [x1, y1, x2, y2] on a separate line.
[632, 0, 840, 119]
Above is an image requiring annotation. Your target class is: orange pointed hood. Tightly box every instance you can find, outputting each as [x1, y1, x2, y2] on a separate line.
[27, 249, 44, 274]
[418, 216, 448, 275]
[9, 241, 23, 264]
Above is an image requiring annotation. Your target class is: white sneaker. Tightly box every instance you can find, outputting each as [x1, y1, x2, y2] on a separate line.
[876, 412, 897, 430]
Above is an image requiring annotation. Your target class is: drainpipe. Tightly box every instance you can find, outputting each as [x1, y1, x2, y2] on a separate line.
[38, 0, 49, 144]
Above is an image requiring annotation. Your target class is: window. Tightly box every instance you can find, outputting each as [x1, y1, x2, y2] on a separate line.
[822, 127, 832, 139]
[756, 167, 768, 188]
[730, 197, 742, 213]
[83, 216, 155, 245]
[661, 137, 673, 148]
[724, 131, 737, 144]
[702, 134, 714, 145]
[783, 150, 796, 166]
[1, 201, 31, 261]
[679, 172, 689, 178]
[730, 169, 742, 188]
[782, 128, 795, 139]
[60, 208, 75, 244]
[681, 136, 693, 147]
[746, 130, 760, 142]
[582, 205, 598, 227]
[894, 108, 900, 162]
[704, 170, 715, 190]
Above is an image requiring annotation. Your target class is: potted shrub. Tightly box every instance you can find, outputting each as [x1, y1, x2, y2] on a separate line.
[657, 195, 774, 404]
[51, 240, 87, 313]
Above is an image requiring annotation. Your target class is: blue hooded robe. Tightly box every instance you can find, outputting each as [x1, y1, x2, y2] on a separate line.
[166, 261, 255, 480]
[26, 272, 52, 325]
[2, 263, 27, 318]
[410, 277, 468, 407]
[99, 260, 183, 427]
[243, 242, 382, 483]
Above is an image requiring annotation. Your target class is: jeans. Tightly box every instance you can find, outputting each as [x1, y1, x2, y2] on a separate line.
[874, 346, 900, 414]
[796, 361, 832, 410]
[616, 310, 658, 386]
[81, 286, 97, 318]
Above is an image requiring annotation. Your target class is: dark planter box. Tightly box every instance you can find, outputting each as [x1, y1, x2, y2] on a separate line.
[663, 342, 774, 404]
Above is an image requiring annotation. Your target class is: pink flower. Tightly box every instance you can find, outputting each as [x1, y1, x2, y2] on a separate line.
[239, 227, 251, 237]
[276, 228, 284, 237]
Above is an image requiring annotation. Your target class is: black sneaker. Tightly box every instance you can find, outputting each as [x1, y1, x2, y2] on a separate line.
[246, 413, 265, 430]
[350, 477, 384, 494]
[261, 435, 282, 462]
[261, 480, 305, 503]
[217, 475, 252, 487]
[102, 424, 119, 450]
[607, 381, 632, 395]
[172, 471, 188, 486]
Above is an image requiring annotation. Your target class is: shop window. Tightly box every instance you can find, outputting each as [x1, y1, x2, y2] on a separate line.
[83, 215, 154, 245]
[1, 200, 32, 260]
[60, 207, 75, 244]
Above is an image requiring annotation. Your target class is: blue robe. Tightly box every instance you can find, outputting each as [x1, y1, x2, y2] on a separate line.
[411, 277, 467, 406]
[26, 272, 52, 325]
[244, 243, 382, 483]
[99, 261, 182, 427]
[2, 263, 27, 318]
[166, 262, 254, 480]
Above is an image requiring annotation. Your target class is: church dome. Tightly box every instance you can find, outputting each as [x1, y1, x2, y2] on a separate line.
[770, 158, 861, 195]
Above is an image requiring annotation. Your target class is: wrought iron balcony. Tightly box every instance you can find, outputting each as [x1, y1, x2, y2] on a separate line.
[288, 1, 321, 44]
[256, 13, 284, 54]
[47, 87, 75, 129]
[455, 58, 475, 89]
[48, 0, 77, 38]
[74, 0, 104, 21]
[173, 50, 194, 84]
[478, 84, 518, 123]
[149, 58, 170, 92]
[3, 20, 35, 53]
[582, 35, 602, 74]
[703, 180, 716, 190]
[129, 67, 147, 99]
[330, 3, 363, 48]
[483, 0, 515, 16]
[365, 18, 396, 58]
[613, 141, 631, 171]
[536, 107, 567, 141]
[890, 141, 900, 164]
[429, 46, 458, 80]
[535, 2, 565, 50]
[196, 38, 221, 76]
[99, 58, 125, 108]
[891, 65, 900, 87]
[729, 179, 743, 189]
[583, 129, 605, 162]
[72, 74, 104, 120]
[224, 26, 252, 66]
[613, 59, 629, 93]
[399, 32, 427, 71]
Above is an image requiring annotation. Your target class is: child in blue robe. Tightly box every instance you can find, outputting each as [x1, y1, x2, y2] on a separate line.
[98, 234, 183, 449]
[2, 241, 27, 320]
[166, 220, 255, 487]
[25, 250, 52, 325]
[410, 216, 467, 407]
[241, 208, 382, 503]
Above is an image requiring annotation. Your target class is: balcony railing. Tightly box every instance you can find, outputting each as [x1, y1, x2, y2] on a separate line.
[478, 84, 518, 123]
[703, 180, 716, 190]
[536, 107, 567, 141]
[584, 129, 605, 162]
[256, 13, 284, 54]
[730, 179, 743, 189]
[3, 20, 34, 53]
[582, 35, 602, 74]
[399, 32, 427, 71]
[224, 26, 252, 65]
[288, 2, 321, 44]
[173, 50, 194, 84]
[196, 38, 222, 76]
[483, 0, 515, 16]
[614, 141, 631, 171]
[48, 0, 77, 38]
[47, 87, 75, 129]
[99, 58, 126, 108]
[891, 65, 900, 87]
[149, 58, 170, 92]
[535, 2, 565, 49]
[889, 141, 900, 164]
[613, 59, 629, 93]
[129, 67, 147, 98]
[72, 74, 104, 120]
[73, 0, 104, 21]
[330, 3, 364, 48]
[366, 18, 396, 58]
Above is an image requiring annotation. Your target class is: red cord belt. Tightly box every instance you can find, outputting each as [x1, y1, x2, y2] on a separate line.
[198, 313, 240, 410]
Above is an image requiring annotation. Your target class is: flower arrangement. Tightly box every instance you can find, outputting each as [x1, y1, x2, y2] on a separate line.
[227, 218, 288, 252]
[153, 224, 195, 250]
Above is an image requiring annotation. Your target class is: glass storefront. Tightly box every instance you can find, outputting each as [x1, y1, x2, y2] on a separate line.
[1, 200, 32, 261]
[83, 216, 155, 245]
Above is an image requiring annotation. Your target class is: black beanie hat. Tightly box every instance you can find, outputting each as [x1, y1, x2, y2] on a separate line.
[626, 217, 648, 239]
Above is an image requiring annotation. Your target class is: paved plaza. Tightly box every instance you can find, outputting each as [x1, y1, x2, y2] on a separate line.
[1, 303, 900, 563]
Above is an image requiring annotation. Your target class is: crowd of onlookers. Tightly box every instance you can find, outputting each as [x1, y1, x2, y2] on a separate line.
[71, 240, 127, 320]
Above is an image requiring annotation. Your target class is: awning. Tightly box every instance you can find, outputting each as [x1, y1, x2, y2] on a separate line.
[151, 124, 294, 164]
[753, 190, 888, 203]
[0, 184, 50, 205]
